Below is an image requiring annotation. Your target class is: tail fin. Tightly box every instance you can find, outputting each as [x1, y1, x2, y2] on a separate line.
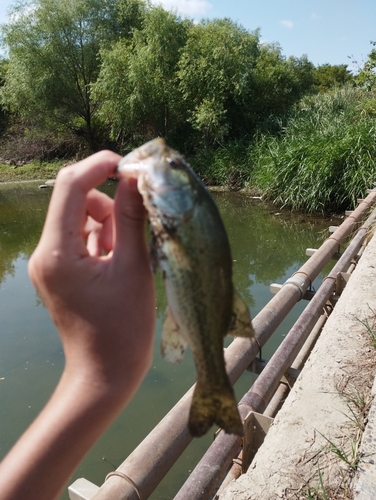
[189, 381, 243, 437]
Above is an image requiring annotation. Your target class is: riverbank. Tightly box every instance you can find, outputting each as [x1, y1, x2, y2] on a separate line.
[0, 161, 63, 183]
[219, 231, 376, 499]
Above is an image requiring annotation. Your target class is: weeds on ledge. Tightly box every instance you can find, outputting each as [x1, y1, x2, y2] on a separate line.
[298, 308, 376, 500]
[355, 307, 376, 349]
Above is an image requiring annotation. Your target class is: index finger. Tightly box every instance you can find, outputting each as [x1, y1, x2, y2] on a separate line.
[41, 150, 122, 250]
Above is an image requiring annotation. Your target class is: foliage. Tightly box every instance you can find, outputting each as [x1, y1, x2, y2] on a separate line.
[352, 40, 376, 121]
[356, 41, 376, 90]
[0, 119, 85, 164]
[177, 19, 259, 149]
[0, 0, 335, 158]
[1, 1, 375, 215]
[95, 16, 317, 153]
[193, 141, 251, 188]
[93, 6, 191, 151]
[355, 308, 376, 349]
[0, 0, 147, 151]
[0, 58, 10, 137]
[251, 85, 376, 213]
[0, 159, 63, 181]
[312, 63, 354, 92]
[248, 43, 315, 131]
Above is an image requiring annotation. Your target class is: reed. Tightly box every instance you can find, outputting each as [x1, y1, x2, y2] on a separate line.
[250, 86, 376, 213]
[193, 140, 251, 189]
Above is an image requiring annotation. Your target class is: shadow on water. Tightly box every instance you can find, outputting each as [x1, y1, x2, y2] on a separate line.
[0, 182, 337, 498]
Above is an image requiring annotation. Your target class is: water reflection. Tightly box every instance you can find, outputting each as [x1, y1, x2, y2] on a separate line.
[0, 183, 52, 285]
[0, 182, 334, 499]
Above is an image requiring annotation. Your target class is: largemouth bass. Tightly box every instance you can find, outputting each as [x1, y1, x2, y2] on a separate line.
[117, 138, 254, 437]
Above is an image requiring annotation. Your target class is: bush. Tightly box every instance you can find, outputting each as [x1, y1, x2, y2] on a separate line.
[192, 141, 252, 189]
[250, 86, 376, 213]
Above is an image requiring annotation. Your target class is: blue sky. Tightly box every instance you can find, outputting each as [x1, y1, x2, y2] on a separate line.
[1, 0, 375, 71]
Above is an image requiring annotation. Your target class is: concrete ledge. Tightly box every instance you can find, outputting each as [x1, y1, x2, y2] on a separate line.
[220, 233, 376, 499]
[354, 377, 376, 499]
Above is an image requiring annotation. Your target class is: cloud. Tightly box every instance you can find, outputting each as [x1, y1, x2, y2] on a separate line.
[311, 12, 321, 21]
[150, 0, 213, 17]
[280, 19, 294, 29]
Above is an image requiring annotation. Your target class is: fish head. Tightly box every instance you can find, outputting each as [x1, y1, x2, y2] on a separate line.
[117, 138, 196, 220]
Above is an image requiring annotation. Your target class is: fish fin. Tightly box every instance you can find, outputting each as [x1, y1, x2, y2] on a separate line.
[161, 308, 188, 364]
[228, 288, 255, 338]
[189, 380, 243, 437]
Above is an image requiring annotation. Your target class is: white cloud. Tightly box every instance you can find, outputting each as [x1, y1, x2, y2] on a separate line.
[280, 19, 294, 29]
[150, 0, 213, 17]
[311, 12, 321, 21]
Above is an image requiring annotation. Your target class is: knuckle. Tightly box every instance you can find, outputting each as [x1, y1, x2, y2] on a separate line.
[56, 165, 76, 185]
[28, 247, 63, 290]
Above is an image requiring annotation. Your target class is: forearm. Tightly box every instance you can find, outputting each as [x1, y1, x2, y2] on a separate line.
[0, 369, 132, 500]
[0, 152, 156, 498]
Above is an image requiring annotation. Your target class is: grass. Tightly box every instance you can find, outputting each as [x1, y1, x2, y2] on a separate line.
[318, 431, 360, 470]
[0, 160, 63, 182]
[303, 469, 329, 500]
[192, 85, 376, 214]
[2, 85, 376, 215]
[193, 140, 253, 189]
[355, 307, 376, 349]
[298, 305, 376, 499]
[250, 86, 376, 214]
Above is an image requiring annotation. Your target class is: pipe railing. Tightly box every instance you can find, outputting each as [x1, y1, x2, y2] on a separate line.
[175, 205, 376, 499]
[213, 308, 330, 499]
[90, 189, 376, 500]
[213, 237, 370, 499]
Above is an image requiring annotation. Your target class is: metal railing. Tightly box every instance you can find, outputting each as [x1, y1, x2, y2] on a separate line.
[69, 188, 376, 500]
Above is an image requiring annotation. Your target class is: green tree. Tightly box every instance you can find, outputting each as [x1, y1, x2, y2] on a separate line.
[312, 63, 353, 92]
[0, 0, 147, 151]
[93, 6, 190, 150]
[177, 19, 259, 149]
[248, 44, 315, 128]
[0, 58, 10, 138]
[356, 41, 376, 90]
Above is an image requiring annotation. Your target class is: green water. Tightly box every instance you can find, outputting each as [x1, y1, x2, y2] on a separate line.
[0, 182, 335, 498]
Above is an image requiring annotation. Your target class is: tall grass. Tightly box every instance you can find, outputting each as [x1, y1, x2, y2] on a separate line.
[250, 86, 376, 213]
[193, 140, 252, 189]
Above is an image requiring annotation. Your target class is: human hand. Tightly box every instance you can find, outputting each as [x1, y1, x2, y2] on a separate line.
[0, 151, 156, 500]
[28, 150, 156, 399]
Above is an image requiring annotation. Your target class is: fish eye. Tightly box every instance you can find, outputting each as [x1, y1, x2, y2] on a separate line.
[166, 157, 180, 169]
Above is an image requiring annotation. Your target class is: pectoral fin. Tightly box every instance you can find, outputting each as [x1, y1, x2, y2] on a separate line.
[161, 307, 188, 364]
[228, 288, 255, 338]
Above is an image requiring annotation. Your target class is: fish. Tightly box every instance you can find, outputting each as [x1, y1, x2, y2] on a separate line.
[117, 138, 254, 437]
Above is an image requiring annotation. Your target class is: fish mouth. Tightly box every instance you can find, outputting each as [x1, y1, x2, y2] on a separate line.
[117, 138, 168, 179]
[117, 138, 181, 196]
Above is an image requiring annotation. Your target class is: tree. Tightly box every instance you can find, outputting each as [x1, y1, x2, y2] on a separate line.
[312, 63, 353, 92]
[356, 41, 376, 90]
[246, 44, 315, 129]
[0, 58, 10, 138]
[177, 19, 259, 149]
[93, 6, 191, 149]
[0, 0, 147, 151]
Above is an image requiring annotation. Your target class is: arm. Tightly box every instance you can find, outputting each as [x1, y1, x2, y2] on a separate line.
[0, 151, 156, 500]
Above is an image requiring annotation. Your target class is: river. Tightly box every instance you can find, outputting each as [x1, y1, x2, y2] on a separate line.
[0, 181, 335, 498]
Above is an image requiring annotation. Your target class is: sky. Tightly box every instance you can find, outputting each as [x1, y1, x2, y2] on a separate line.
[0, 0, 375, 71]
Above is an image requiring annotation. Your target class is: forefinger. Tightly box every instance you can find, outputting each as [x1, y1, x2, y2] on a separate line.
[40, 151, 121, 252]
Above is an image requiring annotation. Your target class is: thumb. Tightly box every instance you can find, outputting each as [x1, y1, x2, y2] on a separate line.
[112, 177, 149, 264]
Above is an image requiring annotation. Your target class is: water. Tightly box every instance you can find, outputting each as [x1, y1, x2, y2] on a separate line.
[0, 181, 335, 498]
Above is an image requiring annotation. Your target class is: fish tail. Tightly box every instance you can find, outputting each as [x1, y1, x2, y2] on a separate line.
[189, 381, 243, 437]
